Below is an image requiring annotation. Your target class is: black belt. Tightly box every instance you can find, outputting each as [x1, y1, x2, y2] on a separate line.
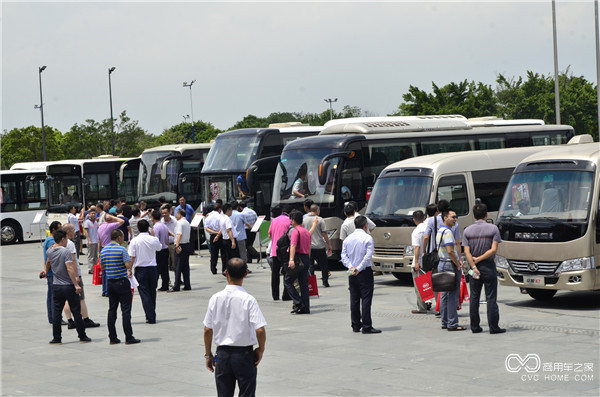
[217, 345, 253, 351]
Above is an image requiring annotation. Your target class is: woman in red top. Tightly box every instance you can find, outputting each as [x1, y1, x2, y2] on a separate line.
[285, 210, 312, 314]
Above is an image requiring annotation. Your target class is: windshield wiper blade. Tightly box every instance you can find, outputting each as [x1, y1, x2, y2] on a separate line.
[534, 217, 579, 229]
[500, 215, 535, 229]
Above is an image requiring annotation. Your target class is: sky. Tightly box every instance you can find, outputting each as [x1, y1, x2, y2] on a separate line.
[2, 1, 599, 136]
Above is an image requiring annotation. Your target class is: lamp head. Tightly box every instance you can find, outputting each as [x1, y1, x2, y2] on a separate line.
[109, 67, 116, 73]
[39, 66, 46, 72]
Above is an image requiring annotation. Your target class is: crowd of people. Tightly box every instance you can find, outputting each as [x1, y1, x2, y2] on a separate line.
[40, 193, 507, 396]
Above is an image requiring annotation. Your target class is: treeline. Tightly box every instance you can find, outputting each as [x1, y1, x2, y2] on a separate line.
[1, 69, 597, 169]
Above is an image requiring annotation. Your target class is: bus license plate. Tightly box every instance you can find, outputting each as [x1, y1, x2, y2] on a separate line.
[523, 275, 545, 286]
[382, 263, 395, 271]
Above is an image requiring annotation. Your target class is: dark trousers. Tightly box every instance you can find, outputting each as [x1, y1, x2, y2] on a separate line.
[210, 234, 222, 274]
[310, 248, 329, 280]
[469, 259, 501, 331]
[215, 345, 257, 397]
[52, 284, 86, 340]
[223, 239, 239, 270]
[107, 278, 134, 341]
[135, 266, 157, 323]
[284, 253, 310, 311]
[246, 231, 260, 260]
[349, 267, 374, 330]
[270, 256, 290, 301]
[156, 248, 170, 289]
[46, 275, 54, 323]
[174, 243, 191, 290]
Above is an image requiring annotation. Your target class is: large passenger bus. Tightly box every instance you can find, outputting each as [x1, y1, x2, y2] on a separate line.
[201, 123, 322, 216]
[1, 168, 49, 244]
[364, 145, 575, 278]
[135, 143, 212, 210]
[271, 116, 577, 257]
[46, 157, 137, 222]
[495, 140, 599, 300]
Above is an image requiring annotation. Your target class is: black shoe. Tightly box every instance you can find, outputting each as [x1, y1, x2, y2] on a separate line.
[61, 319, 68, 326]
[362, 327, 382, 334]
[294, 309, 310, 314]
[282, 296, 292, 301]
[472, 327, 483, 334]
[126, 338, 141, 344]
[110, 338, 121, 345]
[88, 269, 94, 274]
[167, 288, 180, 293]
[67, 319, 76, 329]
[79, 336, 92, 343]
[157, 287, 169, 291]
[49, 339, 62, 345]
[273, 297, 280, 301]
[352, 328, 361, 333]
[447, 326, 467, 331]
[490, 328, 507, 334]
[84, 318, 100, 328]
[146, 320, 156, 324]
[323, 280, 330, 288]
[183, 287, 191, 291]
[291, 304, 305, 314]
[247, 270, 252, 274]
[426, 302, 433, 311]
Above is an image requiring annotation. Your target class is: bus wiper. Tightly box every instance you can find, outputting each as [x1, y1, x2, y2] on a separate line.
[534, 217, 579, 229]
[501, 215, 535, 229]
[366, 214, 387, 224]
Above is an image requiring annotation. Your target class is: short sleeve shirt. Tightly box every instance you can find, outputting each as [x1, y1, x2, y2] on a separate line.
[47, 246, 74, 286]
[302, 214, 327, 249]
[83, 219, 99, 243]
[290, 226, 311, 255]
[411, 222, 427, 265]
[462, 220, 502, 258]
[437, 225, 456, 261]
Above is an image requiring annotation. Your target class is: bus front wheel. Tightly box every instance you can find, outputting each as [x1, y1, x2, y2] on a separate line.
[526, 288, 557, 300]
[1, 220, 21, 245]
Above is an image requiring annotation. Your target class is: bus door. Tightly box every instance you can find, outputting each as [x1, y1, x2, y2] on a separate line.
[435, 173, 471, 231]
[180, 160, 204, 209]
[338, 143, 366, 211]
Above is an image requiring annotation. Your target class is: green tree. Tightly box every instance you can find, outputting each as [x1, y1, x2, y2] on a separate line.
[229, 115, 269, 130]
[153, 120, 220, 146]
[0, 125, 64, 169]
[392, 80, 497, 117]
[496, 70, 598, 139]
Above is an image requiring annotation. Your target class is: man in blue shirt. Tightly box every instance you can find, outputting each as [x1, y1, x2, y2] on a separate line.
[341, 216, 381, 334]
[174, 196, 195, 223]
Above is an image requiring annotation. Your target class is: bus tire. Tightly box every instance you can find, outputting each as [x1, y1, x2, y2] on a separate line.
[1, 220, 21, 245]
[526, 288, 557, 300]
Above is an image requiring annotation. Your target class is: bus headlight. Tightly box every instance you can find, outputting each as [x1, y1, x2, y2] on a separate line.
[404, 245, 414, 256]
[558, 257, 594, 272]
[495, 255, 509, 269]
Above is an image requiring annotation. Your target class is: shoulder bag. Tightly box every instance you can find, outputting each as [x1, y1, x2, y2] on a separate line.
[421, 216, 438, 272]
[283, 228, 305, 278]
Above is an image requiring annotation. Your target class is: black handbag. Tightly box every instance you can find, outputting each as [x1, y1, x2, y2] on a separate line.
[422, 217, 441, 272]
[432, 269, 457, 292]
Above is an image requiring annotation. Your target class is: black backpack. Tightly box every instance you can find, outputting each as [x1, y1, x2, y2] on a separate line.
[276, 226, 293, 262]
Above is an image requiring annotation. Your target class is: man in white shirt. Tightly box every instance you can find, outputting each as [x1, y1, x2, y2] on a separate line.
[128, 219, 162, 324]
[341, 216, 381, 334]
[240, 201, 260, 263]
[170, 209, 192, 291]
[204, 258, 267, 397]
[161, 206, 177, 271]
[204, 203, 223, 275]
[410, 210, 431, 314]
[339, 202, 375, 241]
[219, 203, 237, 275]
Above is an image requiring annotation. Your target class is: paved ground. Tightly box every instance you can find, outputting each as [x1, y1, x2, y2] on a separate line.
[1, 241, 599, 396]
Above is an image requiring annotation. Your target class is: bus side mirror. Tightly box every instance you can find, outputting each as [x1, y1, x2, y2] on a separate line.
[318, 161, 331, 185]
[255, 191, 265, 210]
[246, 165, 258, 193]
[160, 159, 170, 180]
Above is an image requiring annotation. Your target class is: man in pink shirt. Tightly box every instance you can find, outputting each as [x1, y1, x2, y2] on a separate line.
[268, 206, 291, 301]
[284, 210, 312, 314]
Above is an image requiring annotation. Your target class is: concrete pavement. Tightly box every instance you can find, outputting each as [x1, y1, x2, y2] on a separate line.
[1, 242, 599, 396]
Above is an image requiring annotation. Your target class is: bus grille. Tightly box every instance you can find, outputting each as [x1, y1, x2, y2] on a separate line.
[374, 246, 404, 257]
[509, 261, 560, 275]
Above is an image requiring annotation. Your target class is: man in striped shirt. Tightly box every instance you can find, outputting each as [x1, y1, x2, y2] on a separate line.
[100, 229, 140, 345]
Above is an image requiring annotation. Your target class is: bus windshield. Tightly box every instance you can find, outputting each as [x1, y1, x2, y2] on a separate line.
[272, 148, 339, 207]
[203, 135, 261, 172]
[366, 176, 433, 217]
[140, 150, 178, 202]
[498, 170, 594, 222]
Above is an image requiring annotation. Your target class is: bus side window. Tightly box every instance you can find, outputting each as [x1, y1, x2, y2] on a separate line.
[436, 175, 468, 216]
[340, 149, 364, 202]
[472, 168, 514, 212]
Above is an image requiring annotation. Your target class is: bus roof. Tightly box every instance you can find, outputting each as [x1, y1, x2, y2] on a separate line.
[9, 161, 56, 170]
[142, 143, 212, 153]
[46, 158, 133, 168]
[1, 169, 46, 176]
[320, 115, 470, 135]
[467, 117, 545, 127]
[514, 142, 600, 167]
[216, 126, 323, 138]
[379, 146, 559, 177]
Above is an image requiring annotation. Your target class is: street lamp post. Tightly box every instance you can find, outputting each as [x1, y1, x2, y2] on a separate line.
[324, 98, 338, 120]
[37, 66, 47, 161]
[108, 67, 116, 155]
[183, 80, 196, 143]
[551, 0, 561, 124]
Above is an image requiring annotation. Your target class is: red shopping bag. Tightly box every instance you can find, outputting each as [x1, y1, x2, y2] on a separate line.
[415, 271, 435, 301]
[308, 274, 319, 297]
[92, 260, 103, 285]
[458, 273, 469, 310]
